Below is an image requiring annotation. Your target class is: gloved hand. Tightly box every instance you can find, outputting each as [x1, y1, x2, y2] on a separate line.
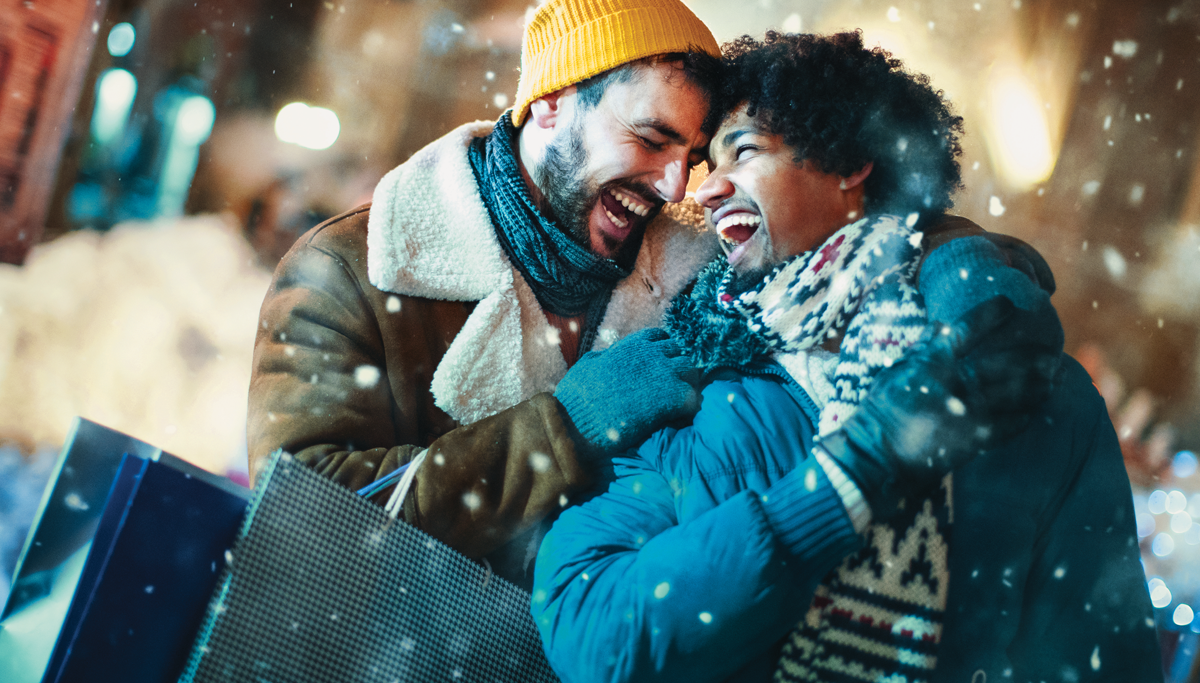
[295, 444, 417, 498]
[819, 296, 1062, 519]
[554, 327, 701, 457]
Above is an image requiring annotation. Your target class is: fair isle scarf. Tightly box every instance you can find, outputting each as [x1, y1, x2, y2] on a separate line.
[720, 217, 950, 683]
[467, 113, 635, 352]
[717, 215, 927, 435]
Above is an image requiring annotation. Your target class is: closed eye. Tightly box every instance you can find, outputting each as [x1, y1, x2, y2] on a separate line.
[638, 135, 666, 152]
[735, 144, 759, 160]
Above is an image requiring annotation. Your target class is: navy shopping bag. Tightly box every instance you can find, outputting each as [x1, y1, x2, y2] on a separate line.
[41, 452, 249, 683]
[0, 418, 249, 683]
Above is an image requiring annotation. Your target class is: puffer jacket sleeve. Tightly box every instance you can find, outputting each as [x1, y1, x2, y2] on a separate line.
[249, 211, 588, 561]
[919, 231, 1060, 328]
[531, 379, 862, 683]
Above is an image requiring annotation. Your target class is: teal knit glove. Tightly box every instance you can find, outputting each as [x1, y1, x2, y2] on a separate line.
[554, 328, 701, 457]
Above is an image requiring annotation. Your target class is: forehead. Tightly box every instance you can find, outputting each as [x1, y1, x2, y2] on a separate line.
[712, 105, 773, 153]
[604, 61, 710, 134]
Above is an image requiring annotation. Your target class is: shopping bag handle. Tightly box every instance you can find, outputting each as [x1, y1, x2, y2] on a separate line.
[355, 463, 410, 499]
[384, 450, 427, 518]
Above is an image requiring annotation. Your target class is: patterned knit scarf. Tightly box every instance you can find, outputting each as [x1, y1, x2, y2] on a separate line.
[466, 113, 635, 350]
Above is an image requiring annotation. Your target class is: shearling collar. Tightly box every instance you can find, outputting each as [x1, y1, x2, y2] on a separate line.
[367, 120, 718, 425]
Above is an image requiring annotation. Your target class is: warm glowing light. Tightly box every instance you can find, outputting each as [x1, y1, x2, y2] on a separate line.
[91, 68, 137, 146]
[107, 22, 135, 57]
[274, 102, 340, 150]
[985, 66, 1056, 189]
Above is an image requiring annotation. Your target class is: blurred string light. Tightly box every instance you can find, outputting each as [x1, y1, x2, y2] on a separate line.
[1136, 511, 1156, 538]
[1152, 532, 1175, 557]
[157, 94, 215, 217]
[91, 68, 137, 146]
[1174, 604, 1195, 626]
[1149, 490, 1168, 514]
[1149, 578, 1172, 608]
[274, 102, 340, 150]
[1167, 490, 1188, 514]
[984, 65, 1056, 190]
[1174, 450, 1198, 478]
[1172, 511, 1193, 534]
[107, 22, 135, 57]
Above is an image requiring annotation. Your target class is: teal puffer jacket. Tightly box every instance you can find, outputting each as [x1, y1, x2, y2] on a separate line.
[532, 235, 1158, 683]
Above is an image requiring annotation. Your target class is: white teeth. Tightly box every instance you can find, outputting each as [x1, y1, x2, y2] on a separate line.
[609, 189, 649, 217]
[714, 213, 762, 235]
[605, 207, 628, 228]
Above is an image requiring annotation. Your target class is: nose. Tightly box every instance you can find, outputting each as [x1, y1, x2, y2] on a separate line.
[654, 157, 689, 204]
[694, 164, 732, 209]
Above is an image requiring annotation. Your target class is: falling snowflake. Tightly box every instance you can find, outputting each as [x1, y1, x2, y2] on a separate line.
[1112, 40, 1138, 59]
[355, 365, 381, 389]
[529, 451, 552, 472]
[988, 196, 1006, 216]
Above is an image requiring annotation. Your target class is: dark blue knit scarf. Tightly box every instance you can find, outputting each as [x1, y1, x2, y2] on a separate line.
[467, 114, 638, 351]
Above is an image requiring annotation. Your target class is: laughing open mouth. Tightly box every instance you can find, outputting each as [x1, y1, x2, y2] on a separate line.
[602, 188, 652, 229]
[715, 213, 762, 248]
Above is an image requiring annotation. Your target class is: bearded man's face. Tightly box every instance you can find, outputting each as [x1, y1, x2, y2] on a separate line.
[533, 61, 711, 259]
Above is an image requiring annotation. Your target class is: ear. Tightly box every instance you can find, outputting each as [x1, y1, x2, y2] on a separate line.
[840, 162, 874, 190]
[526, 85, 576, 132]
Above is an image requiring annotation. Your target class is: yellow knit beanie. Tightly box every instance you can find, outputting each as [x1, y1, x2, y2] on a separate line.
[512, 0, 720, 127]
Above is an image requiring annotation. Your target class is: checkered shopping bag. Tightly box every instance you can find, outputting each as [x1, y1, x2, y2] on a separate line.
[178, 451, 558, 682]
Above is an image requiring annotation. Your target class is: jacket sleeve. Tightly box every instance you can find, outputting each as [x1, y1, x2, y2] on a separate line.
[531, 391, 862, 683]
[919, 232, 1056, 321]
[248, 223, 588, 560]
[1006, 366, 1161, 680]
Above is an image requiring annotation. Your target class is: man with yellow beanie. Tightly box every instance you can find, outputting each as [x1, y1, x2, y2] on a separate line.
[246, 0, 722, 590]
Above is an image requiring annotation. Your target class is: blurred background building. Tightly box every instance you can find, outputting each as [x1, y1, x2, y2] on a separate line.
[0, 0, 1197, 676]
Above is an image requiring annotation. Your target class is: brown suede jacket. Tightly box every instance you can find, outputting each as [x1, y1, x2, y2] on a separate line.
[249, 205, 590, 586]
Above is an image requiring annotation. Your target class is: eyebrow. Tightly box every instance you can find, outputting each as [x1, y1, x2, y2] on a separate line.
[633, 118, 688, 146]
[718, 127, 756, 151]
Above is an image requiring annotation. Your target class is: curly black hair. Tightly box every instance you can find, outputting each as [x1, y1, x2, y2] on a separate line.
[711, 30, 965, 217]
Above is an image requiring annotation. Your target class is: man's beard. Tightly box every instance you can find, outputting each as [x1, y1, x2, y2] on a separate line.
[534, 118, 596, 249]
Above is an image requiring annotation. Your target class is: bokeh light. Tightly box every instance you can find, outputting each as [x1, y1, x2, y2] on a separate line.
[1166, 490, 1188, 515]
[1149, 579, 1172, 608]
[985, 65, 1056, 190]
[91, 68, 137, 146]
[1152, 532, 1176, 557]
[107, 22, 135, 57]
[1174, 450, 1198, 478]
[274, 102, 340, 150]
